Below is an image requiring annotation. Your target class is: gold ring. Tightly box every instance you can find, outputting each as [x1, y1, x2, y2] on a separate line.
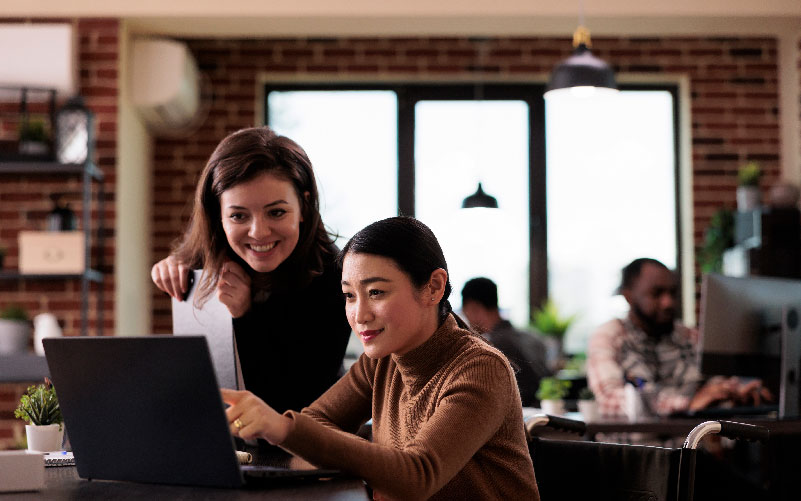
[234, 418, 243, 430]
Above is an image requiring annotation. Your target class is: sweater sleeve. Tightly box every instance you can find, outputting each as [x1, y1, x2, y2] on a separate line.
[280, 352, 516, 500]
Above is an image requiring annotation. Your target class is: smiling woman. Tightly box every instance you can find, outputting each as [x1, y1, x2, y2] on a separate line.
[150, 126, 351, 414]
[222, 217, 540, 500]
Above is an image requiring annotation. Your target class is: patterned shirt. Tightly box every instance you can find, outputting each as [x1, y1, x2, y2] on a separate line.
[587, 318, 702, 417]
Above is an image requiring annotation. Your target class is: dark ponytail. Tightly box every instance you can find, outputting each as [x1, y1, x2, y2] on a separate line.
[338, 216, 469, 328]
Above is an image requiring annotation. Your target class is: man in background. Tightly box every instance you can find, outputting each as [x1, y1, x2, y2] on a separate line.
[461, 277, 550, 407]
[586, 257, 767, 417]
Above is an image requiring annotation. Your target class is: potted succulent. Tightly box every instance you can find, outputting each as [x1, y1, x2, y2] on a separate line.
[736, 161, 762, 211]
[0, 304, 31, 355]
[14, 379, 64, 452]
[531, 299, 576, 369]
[577, 387, 598, 422]
[17, 118, 51, 157]
[535, 377, 571, 415]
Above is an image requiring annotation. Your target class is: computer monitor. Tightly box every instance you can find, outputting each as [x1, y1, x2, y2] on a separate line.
[699, 273, 801, 418]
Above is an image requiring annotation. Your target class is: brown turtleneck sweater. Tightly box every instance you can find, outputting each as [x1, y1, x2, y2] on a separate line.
[280, 315, 540, 500]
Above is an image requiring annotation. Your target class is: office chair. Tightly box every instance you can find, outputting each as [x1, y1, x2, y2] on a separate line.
[526, 414, 769, 501]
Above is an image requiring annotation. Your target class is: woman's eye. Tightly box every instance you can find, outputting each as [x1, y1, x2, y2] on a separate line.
[342, 292, 354, 300]
[368, 289, 384, 297]
[228, 212, 247, 222]
[269, 208, 287, 218]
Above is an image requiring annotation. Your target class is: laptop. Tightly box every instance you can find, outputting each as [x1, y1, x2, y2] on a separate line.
[43, 335, 339, 488]
[171, 269, 238, 391]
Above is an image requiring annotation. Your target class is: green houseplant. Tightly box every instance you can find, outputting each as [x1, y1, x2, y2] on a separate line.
[736, 161, 762, 211]
[535, 377, 571, 415]
[14, 379, 64, 452]
[17, 118, 50, 157]
[697, 208, 734, 273]
[0, 304, 31, 355]
[531, 299, 575, 369]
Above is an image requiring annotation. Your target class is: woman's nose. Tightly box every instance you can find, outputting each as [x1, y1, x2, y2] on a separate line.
[354, 299, 373, 324]
[248, 215, 272, 239]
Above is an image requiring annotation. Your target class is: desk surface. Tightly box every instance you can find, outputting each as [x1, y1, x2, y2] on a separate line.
[3, 466, 370, 500]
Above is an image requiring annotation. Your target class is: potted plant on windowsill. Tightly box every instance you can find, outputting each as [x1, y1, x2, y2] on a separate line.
[736, 161, 762, 212]
[0, 305, 31, 355]
[535, 377, 571, 416]
[531, 299, 576, 370]
[14, 379, 64, 452]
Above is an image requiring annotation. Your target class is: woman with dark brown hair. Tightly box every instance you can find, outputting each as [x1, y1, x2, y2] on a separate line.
[151, 126, 350, 413]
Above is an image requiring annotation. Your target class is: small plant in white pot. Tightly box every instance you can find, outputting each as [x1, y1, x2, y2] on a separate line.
[14, 379, 64, 452]
[736, 161, 762, 212]
[0, 305, 31, 355]
[535, 377, 571, 416]
[577, 387, 598, 422]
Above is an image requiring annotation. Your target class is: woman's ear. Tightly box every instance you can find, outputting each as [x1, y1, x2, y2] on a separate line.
[427, 268, 448, 303]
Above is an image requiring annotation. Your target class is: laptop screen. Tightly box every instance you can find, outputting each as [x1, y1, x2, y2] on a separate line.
[44, 336, 244, 488]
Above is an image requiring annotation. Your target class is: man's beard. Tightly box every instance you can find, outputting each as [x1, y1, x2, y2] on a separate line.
[631, 302, 674, 336]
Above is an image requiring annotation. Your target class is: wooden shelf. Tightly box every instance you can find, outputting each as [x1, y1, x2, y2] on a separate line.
[0, 270, 103, 282]
[0, 353, 49, 382]
[0, 160, 103, 181]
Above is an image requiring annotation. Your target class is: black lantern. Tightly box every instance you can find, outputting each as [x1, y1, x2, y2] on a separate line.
[55, 96, 93, 165]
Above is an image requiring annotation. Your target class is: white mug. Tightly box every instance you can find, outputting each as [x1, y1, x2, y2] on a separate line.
[33, 313, 62, 356]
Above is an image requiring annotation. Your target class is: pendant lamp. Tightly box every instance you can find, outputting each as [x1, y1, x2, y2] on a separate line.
[545, 24, 617, 99]
[462, 182, 498, 209]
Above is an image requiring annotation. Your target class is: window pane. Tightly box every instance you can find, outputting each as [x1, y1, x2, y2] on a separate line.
[267, 90, 398, 249]
[546, 90, 677, 353]
[415, 100, 530, 326]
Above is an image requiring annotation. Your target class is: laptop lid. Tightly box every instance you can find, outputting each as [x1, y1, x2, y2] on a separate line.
[44, 336, 244, 487]
[171, 269, 238, 390]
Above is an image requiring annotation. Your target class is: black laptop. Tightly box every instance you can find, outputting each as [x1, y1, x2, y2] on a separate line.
[43, 336, 339, 488]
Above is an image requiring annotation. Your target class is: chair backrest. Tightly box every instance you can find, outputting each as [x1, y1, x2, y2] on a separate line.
[530, 437, 685, 501]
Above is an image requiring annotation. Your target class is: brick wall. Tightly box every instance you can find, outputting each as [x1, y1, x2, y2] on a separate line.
[150, 36, 783, 331]
[0, 18, 118, 449]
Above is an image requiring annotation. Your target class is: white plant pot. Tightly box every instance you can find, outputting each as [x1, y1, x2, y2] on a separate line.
[540, 399, 565, 416]
[736, 186, 761, 212]
[577, 400, 599, 422]
[26, 424, 64, 452]
[0, 319, 30, 354]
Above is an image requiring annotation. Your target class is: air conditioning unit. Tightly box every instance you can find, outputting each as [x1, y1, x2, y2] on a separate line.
[131, 39, 201, 133]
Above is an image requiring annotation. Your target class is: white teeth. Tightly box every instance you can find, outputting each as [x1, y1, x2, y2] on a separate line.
[250, 242, 277, 252]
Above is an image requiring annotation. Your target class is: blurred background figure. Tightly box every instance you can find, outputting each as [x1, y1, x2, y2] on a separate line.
[461, 277, 551, 407]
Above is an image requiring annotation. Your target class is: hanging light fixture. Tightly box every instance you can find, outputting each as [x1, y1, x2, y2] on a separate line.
[462, 182, 498, 209]
[544, 2, 617, 99]
[460, 43, 500, 210]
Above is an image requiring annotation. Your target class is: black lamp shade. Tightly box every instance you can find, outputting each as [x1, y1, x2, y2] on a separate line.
[462, 183, 498, 209]
[546, 44, 617, 93]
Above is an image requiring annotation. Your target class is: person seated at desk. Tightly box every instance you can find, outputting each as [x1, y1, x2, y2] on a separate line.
[587, 257, 768, 418]
[461, 277, 551, 407]
[150, 126, 351, 414]
[222, 217, 540, 501]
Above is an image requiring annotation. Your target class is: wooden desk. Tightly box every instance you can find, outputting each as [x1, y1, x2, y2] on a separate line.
[3, 466, 370, 500]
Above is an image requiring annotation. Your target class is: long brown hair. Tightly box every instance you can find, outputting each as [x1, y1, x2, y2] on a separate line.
[174, 126, 335, 305]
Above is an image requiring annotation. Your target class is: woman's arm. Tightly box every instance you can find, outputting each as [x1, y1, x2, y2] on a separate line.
[282, 353, 516, 500]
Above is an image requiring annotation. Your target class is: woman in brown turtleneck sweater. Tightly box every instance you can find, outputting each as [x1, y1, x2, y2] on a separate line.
[222, 217, 539, 500]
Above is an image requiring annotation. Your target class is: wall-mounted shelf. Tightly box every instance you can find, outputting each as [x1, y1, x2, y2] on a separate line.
[0, 89, 103, 338]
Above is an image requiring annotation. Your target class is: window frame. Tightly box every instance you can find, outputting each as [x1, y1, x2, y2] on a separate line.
[263, 82, 680, 320]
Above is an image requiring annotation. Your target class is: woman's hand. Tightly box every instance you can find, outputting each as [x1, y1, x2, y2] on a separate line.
[217, 261, 252, 318]
[151, 255, 190, 300]
[221, 389, 291, 444]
